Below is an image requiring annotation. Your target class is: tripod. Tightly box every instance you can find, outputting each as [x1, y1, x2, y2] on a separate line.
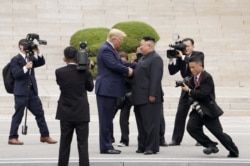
[22, 57, 32, 135]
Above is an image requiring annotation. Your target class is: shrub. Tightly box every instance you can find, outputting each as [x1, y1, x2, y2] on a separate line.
[70, 27, 109, 56]
[112, 21, 160, 53]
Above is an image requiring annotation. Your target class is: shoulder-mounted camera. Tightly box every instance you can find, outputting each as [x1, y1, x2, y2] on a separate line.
[166, 34, 186, 59]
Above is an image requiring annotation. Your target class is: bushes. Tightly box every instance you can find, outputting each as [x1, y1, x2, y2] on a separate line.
[70, 21, 160, 78]
[112, 21, 160, 53]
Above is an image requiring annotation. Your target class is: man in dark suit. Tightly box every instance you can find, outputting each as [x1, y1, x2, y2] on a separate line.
[55, 46, 94, 166]
[95, 28, 134, 154]
[132, 36, 164, 155]
[8, 39, 57, 145]
[181, 55, 239, 158]
[168, 38, 204, 146]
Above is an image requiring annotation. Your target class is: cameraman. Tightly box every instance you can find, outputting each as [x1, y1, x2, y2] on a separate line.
[8, 39, 57, 145]
[168, 38, 204, 146]
[55, 46, 94, 166]
[181, 55, 239, 158]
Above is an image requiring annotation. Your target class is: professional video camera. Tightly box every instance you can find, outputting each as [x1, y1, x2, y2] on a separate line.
[175, 77, 191, 87]
[24, 33, 47, 58]
[76, 41, 94, 70]
[166, 34, 186, 59]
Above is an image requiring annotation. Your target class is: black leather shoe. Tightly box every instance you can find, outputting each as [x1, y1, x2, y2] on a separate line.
[144, 150, 155, 155]
[227, 152, 239, 158]
[160, 141, 168, 147]
[101, 149, 121, 154]
[203, 146, 219, 155]
[136, 149, 144, 153]
[168, 140, 180, 146]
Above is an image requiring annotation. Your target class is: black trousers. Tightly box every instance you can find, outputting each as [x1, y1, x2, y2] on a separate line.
[187, 111, 239, 155]
[58, 121, 89, 166]
[9, 89, 49, 139]
[134, 102, 161, 153]
[119, 101, 132, 144]
[171, 90, 190, 143]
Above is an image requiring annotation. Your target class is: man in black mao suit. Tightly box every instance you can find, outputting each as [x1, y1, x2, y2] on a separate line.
[168, 38, 204, 146]
[8, 39, 57, 145]
[181, 55, 239, 158]
[55, 46, 94, 166]
[95, 29, 134, 154]
[132, 36, 164, 155]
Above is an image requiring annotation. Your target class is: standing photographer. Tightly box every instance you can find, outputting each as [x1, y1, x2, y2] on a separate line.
[168, 38, 204, 146]
[180, 55, 239, 158]
[8, 38, 57, 145]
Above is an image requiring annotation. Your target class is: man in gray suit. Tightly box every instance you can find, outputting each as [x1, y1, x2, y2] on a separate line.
[132, 36, 164, 155]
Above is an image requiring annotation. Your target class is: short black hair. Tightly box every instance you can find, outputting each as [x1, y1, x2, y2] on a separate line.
[189, 55, 202, 64]
[182, 38, 194, 45]
[64, 46, 77, 60]
[142, 36, 155, 43]
[18, 39, 28, 47]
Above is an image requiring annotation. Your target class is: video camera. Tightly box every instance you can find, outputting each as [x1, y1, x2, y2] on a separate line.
[24, 33, 47, 58]
[76, 41, 94, 70]
[166, 34, 186, 59]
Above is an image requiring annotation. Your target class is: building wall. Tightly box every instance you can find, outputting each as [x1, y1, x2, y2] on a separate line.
[0, 0, 250, 86]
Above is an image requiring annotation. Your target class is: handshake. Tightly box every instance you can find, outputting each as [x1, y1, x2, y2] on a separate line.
[128, 67, 133, 77]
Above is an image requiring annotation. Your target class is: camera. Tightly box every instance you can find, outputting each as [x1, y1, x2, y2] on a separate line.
[77, 41, 94, 70]
[24, 33, 47, 59]
[191, 101, 204, 118]
[166, 34, 186, 59]
[175, 77, 191, 87]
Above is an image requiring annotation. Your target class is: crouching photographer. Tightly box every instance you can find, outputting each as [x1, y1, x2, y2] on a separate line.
[180, 55, 239, 158]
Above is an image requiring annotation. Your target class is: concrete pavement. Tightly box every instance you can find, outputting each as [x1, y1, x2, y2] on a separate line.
[0, 114, 249, 166]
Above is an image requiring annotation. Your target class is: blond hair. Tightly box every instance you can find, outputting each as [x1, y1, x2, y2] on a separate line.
[107, 28, 127, 41]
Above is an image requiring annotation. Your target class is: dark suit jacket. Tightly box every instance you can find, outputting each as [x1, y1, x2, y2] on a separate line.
[95, 41, 135, 98]
[168, 51, 204, 78]
[10, 54, 45, 95]
[55, 64, 94, 122]
[189, 70, 224, 118]
[132, 50, 164, 105]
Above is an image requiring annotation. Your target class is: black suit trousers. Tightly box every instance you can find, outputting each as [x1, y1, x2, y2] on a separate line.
[58, 121, 89, 166]
[134, 102, 161, 152]
[187, 111, 239, 155]
[171, 90, 190, 143]
[9, 88, 49, 139]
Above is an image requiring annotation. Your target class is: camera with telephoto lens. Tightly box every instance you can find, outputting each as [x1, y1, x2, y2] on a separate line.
[24, 33, 47, 59]
[175, 77, 191, 87]
[166, 34, 186, 59]
[191, 101, 204, 118]
[76, 41, 94, 70]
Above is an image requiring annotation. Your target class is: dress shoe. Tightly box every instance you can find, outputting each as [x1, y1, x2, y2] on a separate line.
[203, 146, 219, 155]
[227, 152, 239, 158]
[8, 138, 23, 145]
[160, 141, 168, 147]
[168, 140, 180, 146]
[136, 149, 144, 153]
[101, 149, 121, 154]
[117, 142, 128, 147]
[144, 150, 155, 155]
[40, 137, 57, 144]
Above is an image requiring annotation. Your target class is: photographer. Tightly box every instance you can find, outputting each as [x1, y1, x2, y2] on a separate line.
[168, 38, 204, 146]
[181, 55, 239, 158]
[8, 38, 57, 145]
